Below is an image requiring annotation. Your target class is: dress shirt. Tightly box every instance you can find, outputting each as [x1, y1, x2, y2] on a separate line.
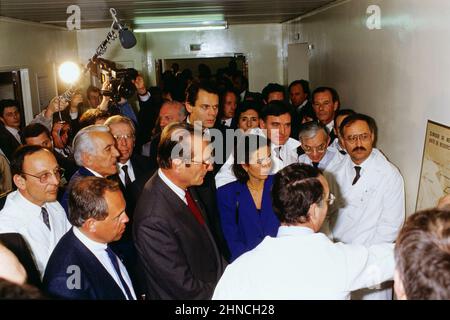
[118, 160, 136, 185]
[329, 138, 346, 154]
[137, 91, 151, 102]
[325, 120, 334, 135]
[295, 99, 308, 112]
[5, 126, 21, 144]
[212, 225, 394, 300]
[221, 118, 232, 128]
[158, 169, 187, 205]
[298, 147, 343, 171]
[72, 227, 136, 300]
[85, 167, 104, 178]
[0, 190, 71, 278]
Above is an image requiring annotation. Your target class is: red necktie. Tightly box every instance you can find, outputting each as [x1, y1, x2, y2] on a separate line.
[185, 190, 205, 225]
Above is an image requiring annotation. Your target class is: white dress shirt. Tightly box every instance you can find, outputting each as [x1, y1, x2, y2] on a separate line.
[221, 118, 232, 128]
[298, 147, 343, 171]
[72, 227, 136, 300]
[5, 126, 21, 144]
[0, 191, 71, 278]
[325, 120, 335, 136]
[329, 138, 346, 154]
[212, 226, 394, 300]
[118, 160, 136, 185]
[158, 169, 187, 205]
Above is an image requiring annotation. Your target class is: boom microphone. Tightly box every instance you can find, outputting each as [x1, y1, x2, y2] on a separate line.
[110, 8, 137, 49]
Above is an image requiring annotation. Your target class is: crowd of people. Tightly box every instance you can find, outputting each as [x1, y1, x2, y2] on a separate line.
[0, 61, 448, 300]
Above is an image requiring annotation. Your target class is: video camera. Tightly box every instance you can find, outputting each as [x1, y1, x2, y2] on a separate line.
[90, 58, 138, 102]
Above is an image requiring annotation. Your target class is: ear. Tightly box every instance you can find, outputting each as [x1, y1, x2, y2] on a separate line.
[171, 158, 183, 169]
[84, 218, 97, 233]
[333, 101, 339, 112]
[185, 101, 193, 114]
[394, 269, 407, 300]
[81, 152, 92, 167]
[259, 119, 266, 129]
[13, 174, 26, 190]
[241, 164, 250, 172]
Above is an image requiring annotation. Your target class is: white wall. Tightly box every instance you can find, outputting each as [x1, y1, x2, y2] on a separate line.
[284, 0, 450, 215]
[0, 18, 78, 118]
[144, 24, 283, 92]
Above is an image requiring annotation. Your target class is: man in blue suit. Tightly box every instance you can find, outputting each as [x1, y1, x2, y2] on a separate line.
[61, 125, 120, 212]
[43, 177, 136, 300]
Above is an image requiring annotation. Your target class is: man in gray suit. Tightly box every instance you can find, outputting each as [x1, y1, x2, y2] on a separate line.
[133, 122, 225, 300]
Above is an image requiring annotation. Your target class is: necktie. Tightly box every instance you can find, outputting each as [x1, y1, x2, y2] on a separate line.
[121, 165, 132, 187]
[352, 166, 362, 185]
[275, 146, 283, 161]
[312, 162, 320, 169]
[185, 189, 205, 225]
[41, 207, 51, 231]
[105, 246, 134, 300]
[339, 150, 346, 155]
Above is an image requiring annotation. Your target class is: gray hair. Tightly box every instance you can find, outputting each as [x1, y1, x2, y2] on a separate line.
[161, 100, 187, 121]
[298, 121, 329, 142]
[103, 115, 136, 136]
[72, 124, 110, 166]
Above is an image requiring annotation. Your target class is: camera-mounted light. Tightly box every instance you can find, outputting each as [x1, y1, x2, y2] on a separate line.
[58, 62, 81, 84]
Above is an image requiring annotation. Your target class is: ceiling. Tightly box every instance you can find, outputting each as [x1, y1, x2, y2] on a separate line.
[0, 0, 335, 29]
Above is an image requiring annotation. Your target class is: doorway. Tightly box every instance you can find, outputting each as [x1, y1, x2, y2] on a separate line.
[0, 70, 26, 128]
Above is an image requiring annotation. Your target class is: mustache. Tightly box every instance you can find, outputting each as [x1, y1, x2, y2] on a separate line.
[352, 147, 367, 152]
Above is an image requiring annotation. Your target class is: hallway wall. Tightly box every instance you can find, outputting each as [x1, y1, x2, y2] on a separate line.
[284, 0, 450, 215]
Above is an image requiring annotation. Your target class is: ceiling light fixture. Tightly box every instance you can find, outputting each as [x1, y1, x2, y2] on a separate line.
[133, 14, 228, 32]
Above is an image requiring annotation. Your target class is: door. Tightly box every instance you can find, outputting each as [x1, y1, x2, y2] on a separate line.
[287, 43, 309, 84]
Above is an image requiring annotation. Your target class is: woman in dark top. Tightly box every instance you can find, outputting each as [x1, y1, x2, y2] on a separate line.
[216, 134, 280, 261]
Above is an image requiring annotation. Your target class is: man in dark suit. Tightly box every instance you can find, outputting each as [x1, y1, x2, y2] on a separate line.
[61, 125, 120, 213]
[133, 122, 226, 299]
[312, 86, 341, 145]
[0, 99, 22, 161]
[43, 177, 136, 300]
[289, 79, 316, 139]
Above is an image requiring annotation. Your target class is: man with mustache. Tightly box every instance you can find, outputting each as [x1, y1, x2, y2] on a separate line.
[327, 113, 405, 300]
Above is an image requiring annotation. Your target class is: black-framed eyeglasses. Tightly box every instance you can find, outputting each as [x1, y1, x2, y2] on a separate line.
[186, 158, 214, 167]
[21, 167, 65, 184]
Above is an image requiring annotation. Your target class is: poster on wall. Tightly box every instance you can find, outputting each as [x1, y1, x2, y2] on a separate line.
[416, 120, 450, 211]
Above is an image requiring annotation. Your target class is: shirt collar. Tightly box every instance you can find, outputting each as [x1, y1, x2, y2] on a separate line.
[277, 225, 315, 237]
[73, 227, 107, 251]
[85, 167, 104, 177]
[16, 190, 46, 218]
[296, 99, 308, 110]
[118, 159, 131, 169]
[158, 169, 186, 203]
[325, 120, 334, 133]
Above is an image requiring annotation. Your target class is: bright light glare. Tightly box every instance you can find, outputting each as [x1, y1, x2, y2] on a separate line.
[58, 62, 80, 84]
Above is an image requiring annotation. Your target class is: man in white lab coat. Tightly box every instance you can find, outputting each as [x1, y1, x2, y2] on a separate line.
[212, 163, 395, 300]
[327, 113, 405, 300]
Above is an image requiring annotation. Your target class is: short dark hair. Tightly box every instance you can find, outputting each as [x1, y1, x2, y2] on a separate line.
[218, 87, 239, 119]
[334, 109, 356, 131]
[157, 122, 196, 169]
[185, 80, 219, 107]
[0, 99, 19, 117]
[0, 279, 44, 299]
[232, 134, 271, 183]
[79, 108, 110, 129]
[312, 87, 340, 105]
[288, 80, 310, 97]
[22, 123, 50, 142]
[68, 176, 120, 227]
[261, 83, 285, 102]
[339, 113, 377, 138]
[86, 85, 100, 96]
[10, 145, 49, 176]
[395, 209, 450, 300]
[260, 100, 292, 121]
[272, 163, 324, 224]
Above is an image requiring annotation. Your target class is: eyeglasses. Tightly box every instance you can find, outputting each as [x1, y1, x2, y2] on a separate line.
[255, 155, 272, 165]
[21, 167, 64, 184]
[187, 158, 214, 167]
[302, 143, 327, 154]
[113, 134, 135, 141]
[344, 133, 371, 144]
[326, 193, 336, 205]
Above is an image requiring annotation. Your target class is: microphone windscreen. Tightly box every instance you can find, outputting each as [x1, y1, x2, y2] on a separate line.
[119, 29, 137, 49]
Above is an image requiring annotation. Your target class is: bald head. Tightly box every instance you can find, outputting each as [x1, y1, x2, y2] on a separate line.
[0, 244, 26, 285]
[159, 100, 186, 129]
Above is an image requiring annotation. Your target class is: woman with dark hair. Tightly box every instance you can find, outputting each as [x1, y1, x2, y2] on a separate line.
[216, 134, 280, 261]
[234, 100, 262, 132]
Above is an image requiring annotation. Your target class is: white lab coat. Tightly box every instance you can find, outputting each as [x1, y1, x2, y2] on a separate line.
[327, 148, 405, 299]
[212, 226, 395, 300]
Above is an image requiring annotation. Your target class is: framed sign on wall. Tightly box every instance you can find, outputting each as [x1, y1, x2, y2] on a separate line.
[416, 120, 450, 211]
